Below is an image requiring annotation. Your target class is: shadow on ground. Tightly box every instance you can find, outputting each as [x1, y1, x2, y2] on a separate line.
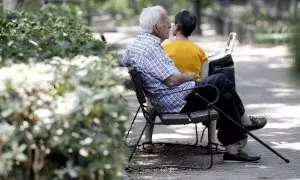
[127, 143, 223, 178]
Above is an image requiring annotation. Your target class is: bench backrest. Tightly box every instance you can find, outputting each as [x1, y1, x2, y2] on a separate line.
[128, 66, 147, 105]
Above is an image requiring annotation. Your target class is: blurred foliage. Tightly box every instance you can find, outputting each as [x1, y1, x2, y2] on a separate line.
[0, 3, 129, 179]
[254, 24, 293, 45]
[240, 14, 277, 26]
[92, 0, 130, 12]
[0, 4, 105, 63]
[90, 0, 212, 17]
[0, 55, 129, 180]
[254, 32, 293, 45]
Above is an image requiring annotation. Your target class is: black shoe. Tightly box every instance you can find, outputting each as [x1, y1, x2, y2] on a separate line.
[245, 116, 267, 131]
[223, 150, 261, 162]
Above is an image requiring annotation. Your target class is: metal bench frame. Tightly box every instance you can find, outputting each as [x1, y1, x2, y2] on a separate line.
[126, 66, 220, 169]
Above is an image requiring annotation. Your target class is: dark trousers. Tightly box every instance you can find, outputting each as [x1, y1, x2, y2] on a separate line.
[181, 73, 247, 146]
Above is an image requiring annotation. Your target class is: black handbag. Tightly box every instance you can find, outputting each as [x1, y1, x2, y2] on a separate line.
[208, 52, 236, 89]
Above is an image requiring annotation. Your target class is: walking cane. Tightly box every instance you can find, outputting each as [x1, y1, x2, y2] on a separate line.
[194, 93, 290, 163]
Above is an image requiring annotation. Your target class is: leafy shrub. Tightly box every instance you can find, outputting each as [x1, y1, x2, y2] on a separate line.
[0, 5, 105, 64]
[0, 55, 129, 180]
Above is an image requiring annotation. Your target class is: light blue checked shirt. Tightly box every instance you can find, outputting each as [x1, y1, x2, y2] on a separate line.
[123, 32, 195, 112]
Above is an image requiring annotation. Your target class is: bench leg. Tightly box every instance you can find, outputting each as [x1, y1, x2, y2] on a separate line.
[207, 120, 214, 169]
[144, 100, 155, 143]
[125, 106, 140, 140]
[128, 122, 148, 162]
[199, 120, 217, 145]
[209, 120, 217, 143]
[144, 121, 154, 143]
[192, 124, 199, 146]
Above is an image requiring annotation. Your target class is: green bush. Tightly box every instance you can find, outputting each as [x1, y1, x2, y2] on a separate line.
[0, 4, 129, 179]
[0, 55, 129, 179]
[0, 5, 105, 64]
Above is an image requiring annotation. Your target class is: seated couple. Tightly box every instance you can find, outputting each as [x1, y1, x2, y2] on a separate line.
[123, 6, 267, 162]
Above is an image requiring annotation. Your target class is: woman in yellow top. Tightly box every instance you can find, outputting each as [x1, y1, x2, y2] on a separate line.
[163, 10, 267, 150]
[163, 10, 207, 80]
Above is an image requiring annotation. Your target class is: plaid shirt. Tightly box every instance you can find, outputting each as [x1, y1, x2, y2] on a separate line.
[123, 32, 195, 112]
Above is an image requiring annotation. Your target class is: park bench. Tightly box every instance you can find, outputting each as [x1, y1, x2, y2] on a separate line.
[126, 66, 220, 169]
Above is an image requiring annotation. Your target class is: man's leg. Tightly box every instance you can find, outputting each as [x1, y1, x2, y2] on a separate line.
[194, 74, 260, 161]
[144, 123, 154, 143]
[216, 92, 260, 162]
[143, 100, 155, 152]
[241, 113, 252, 126]
[196, 74, 249, 144]
[194, 73, 246, 145]
[213, 92, 246, 146]
[198, 73, 267, 131]
[181, 90, 219, 147]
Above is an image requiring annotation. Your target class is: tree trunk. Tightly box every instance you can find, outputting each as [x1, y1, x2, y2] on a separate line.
[290, 0, 299, 21]
[81, 0, 91, 25]
[3, 0, 18, 12]
[249, 0, 260, 16]
[275, 0, 284, 19]
[159, 0, 173, 12]
[193, 0, 202, 35]
[296, 0, 300, 19]
[129, 0, 138, 14]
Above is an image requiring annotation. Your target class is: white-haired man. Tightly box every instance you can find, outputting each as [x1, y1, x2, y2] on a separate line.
[123, 5, 261, 162]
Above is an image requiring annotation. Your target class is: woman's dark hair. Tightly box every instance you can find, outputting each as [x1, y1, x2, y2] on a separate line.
[174, 10, 197, 37]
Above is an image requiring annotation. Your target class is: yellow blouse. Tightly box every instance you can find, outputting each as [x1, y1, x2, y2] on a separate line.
[163, 40, 207, 80]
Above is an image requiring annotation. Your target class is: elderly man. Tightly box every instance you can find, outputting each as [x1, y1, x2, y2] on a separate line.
[123, 6, 260, 162]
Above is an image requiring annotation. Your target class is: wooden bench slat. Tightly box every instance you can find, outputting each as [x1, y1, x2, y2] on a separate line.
[189, 109, 219, 123]
[159, 113, 190, 125]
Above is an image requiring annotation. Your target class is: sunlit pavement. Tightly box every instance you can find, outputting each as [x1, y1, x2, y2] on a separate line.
[96, 24, 300, 180]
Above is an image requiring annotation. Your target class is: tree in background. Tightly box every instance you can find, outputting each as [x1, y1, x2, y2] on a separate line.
[2, 0, 45, 13]
[129, 0, 138, 14]
[290, 0, 299, 21]
[82, 0, 90, 24]
[3, 0, 18, 12]
[193, 0, 202, 35]
[2, 0, 214, 32]
[192, 0, 212, 35]
[275, 0, 285, 19]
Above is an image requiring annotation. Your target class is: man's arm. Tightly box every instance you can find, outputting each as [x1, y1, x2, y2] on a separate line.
[164, 73, 197, 87]
[144, 46, 196, 87]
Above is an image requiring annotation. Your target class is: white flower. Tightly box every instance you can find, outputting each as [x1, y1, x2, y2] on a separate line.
[0, 122, 15, 143]
[35, 109, 53, 119]
[79, 148, 89, 157]
[54, 92, 80, 115]
[80, 137, 93, 146]
[29, 40, 39, 46]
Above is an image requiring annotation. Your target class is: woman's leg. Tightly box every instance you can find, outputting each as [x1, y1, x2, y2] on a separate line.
[187, 74, 247, 146]
[214, 92, 247, 146]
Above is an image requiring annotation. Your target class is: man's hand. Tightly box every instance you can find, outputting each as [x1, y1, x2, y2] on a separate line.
[164, 73, 197, 87]
[185, 72, 197, 81]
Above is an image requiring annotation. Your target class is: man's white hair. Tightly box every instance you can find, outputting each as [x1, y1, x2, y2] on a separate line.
[139, 6, 167, 33]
